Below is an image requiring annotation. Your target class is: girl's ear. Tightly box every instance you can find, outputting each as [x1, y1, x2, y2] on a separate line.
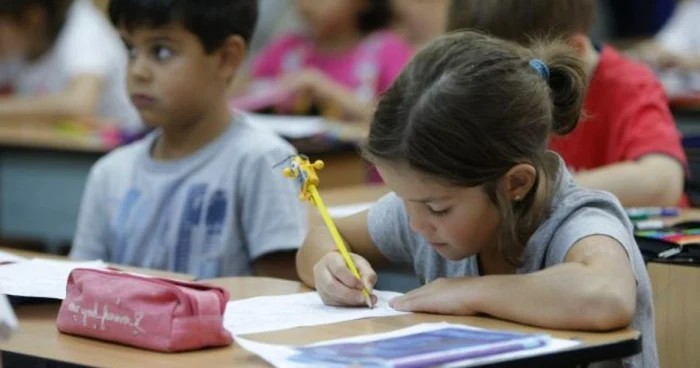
[503, 164, 537, 202]
[217, 35, 247, 81]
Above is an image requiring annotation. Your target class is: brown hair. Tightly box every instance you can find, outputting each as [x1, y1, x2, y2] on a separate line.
[362, 31, 587, 265]
[447, 0, 597, 44]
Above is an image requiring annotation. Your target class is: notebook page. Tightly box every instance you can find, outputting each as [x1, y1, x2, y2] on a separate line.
[224, 290, 408, 335]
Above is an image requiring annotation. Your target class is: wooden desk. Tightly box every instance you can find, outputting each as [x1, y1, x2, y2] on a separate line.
[646, 210, 700, 368]
[2, 277, 641, 368]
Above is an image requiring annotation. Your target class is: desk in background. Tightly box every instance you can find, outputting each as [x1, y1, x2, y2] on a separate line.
[0, 123, 368, 254]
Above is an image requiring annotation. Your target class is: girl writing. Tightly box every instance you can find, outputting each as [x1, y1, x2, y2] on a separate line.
[297, 31, 656, 368]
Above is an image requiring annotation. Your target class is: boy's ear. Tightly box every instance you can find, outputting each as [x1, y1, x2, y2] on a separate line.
[503, 164, 537, 202]
[217, 35, 247, 81]
[566, 33, 589, 57]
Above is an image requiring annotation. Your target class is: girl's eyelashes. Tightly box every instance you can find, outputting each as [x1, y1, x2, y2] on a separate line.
[427, 206, 451, 218]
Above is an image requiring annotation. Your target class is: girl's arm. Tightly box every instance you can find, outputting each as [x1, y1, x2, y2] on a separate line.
[393, 235, 637, 331]
[0, 74, 103, 123]
[296, 210, 390, 288]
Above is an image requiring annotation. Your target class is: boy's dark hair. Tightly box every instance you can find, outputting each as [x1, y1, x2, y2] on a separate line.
[108, 0, 258, 53]
[357, 0, 394, 34]
[447, 0, 597, 44]
[0, 0, 73, 42]
[363, 31, 587, 265]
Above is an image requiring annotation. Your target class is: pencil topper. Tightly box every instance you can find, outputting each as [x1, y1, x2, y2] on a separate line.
[280, 154, 325, 201]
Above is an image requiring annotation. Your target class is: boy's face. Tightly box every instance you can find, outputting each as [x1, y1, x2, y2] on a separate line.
[120, 24, 228, 128]
[294, 0, 365, 38]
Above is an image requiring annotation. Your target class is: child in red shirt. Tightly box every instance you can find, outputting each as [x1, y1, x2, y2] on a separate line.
[449, 0, 687, 207]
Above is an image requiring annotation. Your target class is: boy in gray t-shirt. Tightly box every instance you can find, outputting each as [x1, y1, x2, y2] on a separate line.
[70, 0, 307, 279]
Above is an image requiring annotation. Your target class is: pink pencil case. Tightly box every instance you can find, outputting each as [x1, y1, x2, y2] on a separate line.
[56, 268, 233, 352]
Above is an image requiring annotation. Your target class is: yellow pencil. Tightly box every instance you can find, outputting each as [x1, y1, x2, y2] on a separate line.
[282, 156, 373, 308]
[308, 185, 373, 308]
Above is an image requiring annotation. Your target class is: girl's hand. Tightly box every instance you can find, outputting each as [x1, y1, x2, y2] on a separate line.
[314, 251, 378, 307]
[280, 68, 330, 97]
[390, 277, 480, 315]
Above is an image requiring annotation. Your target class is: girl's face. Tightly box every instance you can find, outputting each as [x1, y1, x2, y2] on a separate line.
[0, 18, 32, 60]
[0, 7, 50, 61]
[294, 0, 367, 38]
[391, 0, 449, 45]
[376, 163, 501, 261]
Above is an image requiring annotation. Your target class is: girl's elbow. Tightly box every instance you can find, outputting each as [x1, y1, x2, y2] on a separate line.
[583, 286, 636, 331]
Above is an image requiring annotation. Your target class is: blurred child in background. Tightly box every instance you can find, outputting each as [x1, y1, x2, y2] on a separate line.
[391, 0, 450, 48]
[629, 0, 700, 95]
[0, 0, 141, 131]
[243, 0, 413, 122]
[449, 0, 687, 208]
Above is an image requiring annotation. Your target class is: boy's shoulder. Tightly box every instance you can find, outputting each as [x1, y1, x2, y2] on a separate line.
[90, 135, 152, 177]
[225, 115, 297, 158]
[592, 45, 665, 93]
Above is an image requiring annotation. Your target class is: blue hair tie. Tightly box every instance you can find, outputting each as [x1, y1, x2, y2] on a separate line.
[529, 59, 550, 82]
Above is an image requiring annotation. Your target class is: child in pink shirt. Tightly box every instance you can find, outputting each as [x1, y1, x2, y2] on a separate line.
[248, 0, 414, 122]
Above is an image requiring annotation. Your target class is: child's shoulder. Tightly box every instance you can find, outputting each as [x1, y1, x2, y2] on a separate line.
[224, 115, 297, 161]
[90, 136, 152, 176]
[594, 45, 665, 93]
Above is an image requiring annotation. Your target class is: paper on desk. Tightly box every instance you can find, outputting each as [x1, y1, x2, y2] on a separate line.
[224, 290, 408, 336]
[327, 202, 374, 218]
[0, 258, 107, 299]
[236, 323, 581, 368]
[0, 250, 25, 264]
[245, 113, 328, 139]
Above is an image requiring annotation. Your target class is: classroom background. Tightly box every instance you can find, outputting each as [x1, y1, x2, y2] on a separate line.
[2, 0, 700, 367]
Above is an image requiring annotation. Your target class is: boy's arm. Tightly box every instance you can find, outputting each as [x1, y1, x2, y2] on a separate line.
[296, 210, 390, 288]
[241, 147, 308, 280]
[69, 162, 109, 261]
[393, 235, 637, 331]
[575, 154, 684, 207]
[0, 74, 103, 123]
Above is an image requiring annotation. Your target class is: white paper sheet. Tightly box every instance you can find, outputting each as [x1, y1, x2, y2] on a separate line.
[224, 290, 408, 336]
[236, 323, 581, 368]
[246, 113, 328, 139]
[0, 259, 107, 299]
[0, 250, 25, 264]
[327, 202, 374, 218]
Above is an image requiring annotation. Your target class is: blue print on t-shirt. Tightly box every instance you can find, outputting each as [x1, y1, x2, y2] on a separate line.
[112, 188, 141, 263]
[174, 184, 208, 272]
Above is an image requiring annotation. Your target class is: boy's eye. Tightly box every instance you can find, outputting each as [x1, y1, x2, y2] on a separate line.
[427, 206, 451, 218]
[152, 46, 173, 61]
